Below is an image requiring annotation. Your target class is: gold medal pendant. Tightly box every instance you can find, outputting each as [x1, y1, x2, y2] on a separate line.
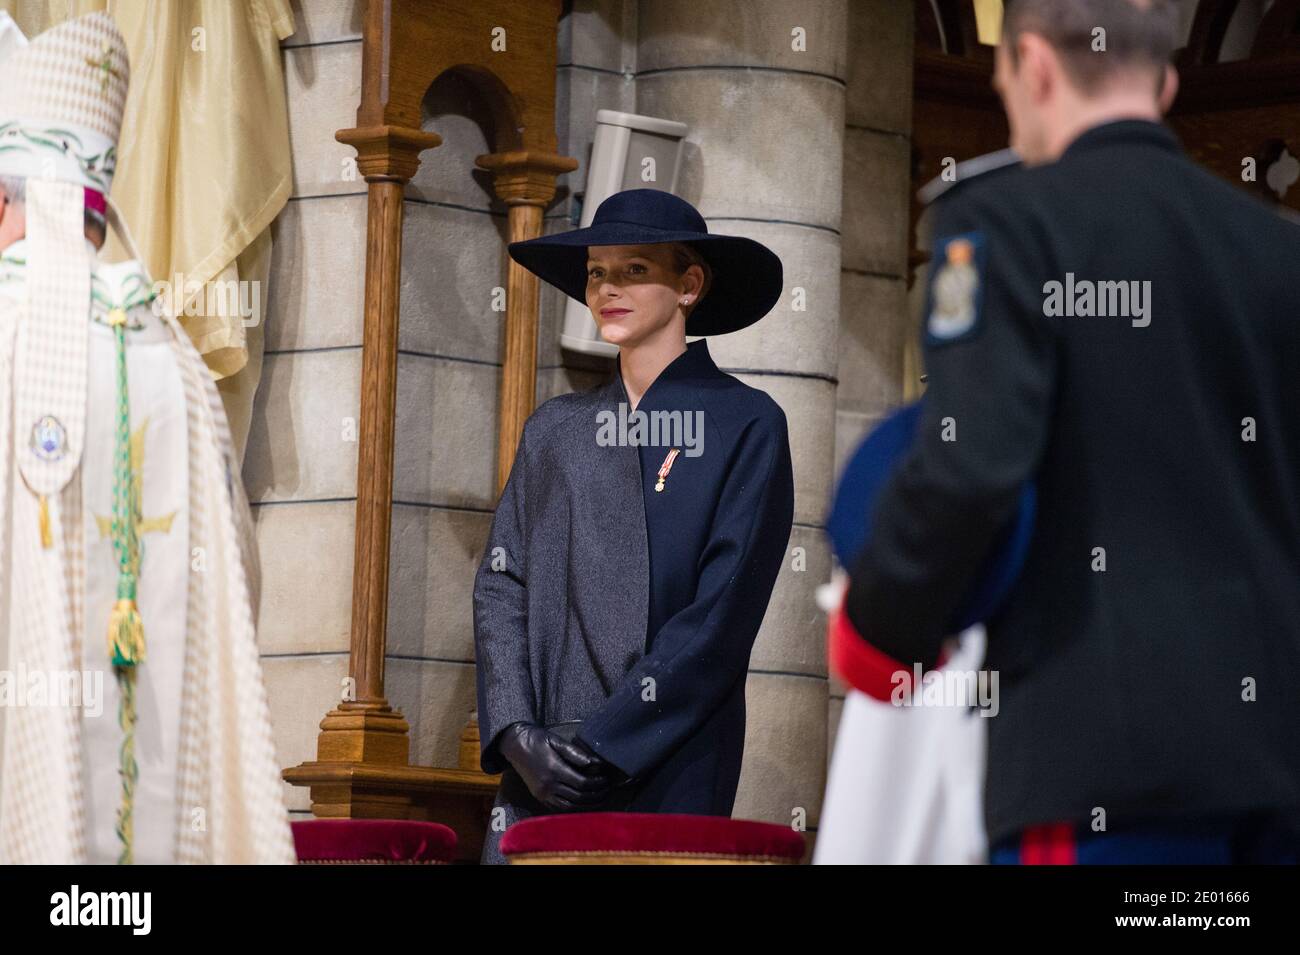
[655, 448, 681, 492]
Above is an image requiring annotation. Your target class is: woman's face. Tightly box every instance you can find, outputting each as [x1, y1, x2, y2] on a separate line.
[585, 244, 702, 348]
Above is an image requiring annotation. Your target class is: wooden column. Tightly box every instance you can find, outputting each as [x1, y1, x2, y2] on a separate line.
[329, 126, 438, 764]
[475, 150, 578, 494]
[284, 123, 511, 847]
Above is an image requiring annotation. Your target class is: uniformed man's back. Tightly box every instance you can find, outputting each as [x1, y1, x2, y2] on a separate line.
[946, 118, 1300, 847]
[838, 0, 1300, 862]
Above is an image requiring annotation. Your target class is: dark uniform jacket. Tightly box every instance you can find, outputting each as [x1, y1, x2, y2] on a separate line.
[844, 119, 1300, 846]
[474, 338, 794, 863]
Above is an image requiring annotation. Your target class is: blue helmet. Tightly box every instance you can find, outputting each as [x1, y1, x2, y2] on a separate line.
[826, 400, 1036, 633]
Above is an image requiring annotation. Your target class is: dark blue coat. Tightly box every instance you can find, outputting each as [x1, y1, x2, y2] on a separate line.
[473, 338, 794, 863]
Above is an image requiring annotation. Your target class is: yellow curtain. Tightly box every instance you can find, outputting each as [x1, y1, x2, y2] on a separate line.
[1, 0, 295, 460]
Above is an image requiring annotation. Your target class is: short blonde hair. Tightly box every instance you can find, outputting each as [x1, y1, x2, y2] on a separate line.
[667, 241, 712, 310]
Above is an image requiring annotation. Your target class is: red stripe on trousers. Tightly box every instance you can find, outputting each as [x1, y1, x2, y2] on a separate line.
[1020, 823, 1076, 864]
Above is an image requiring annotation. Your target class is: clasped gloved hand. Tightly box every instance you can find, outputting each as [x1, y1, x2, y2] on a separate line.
[497, 722, 616, 811]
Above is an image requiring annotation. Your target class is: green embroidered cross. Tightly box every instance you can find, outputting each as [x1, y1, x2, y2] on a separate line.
[85, 44, 120, 93]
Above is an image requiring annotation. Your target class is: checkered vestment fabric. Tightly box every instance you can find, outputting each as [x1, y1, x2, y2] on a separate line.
[0, 10, 293, 864]
[0, 245, 294, 864]
[0, 10, 128, 148]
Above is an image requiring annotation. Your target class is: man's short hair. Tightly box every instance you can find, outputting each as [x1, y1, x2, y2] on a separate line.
[0, 174, 107, 246]
[1002, 0, 1181, 94]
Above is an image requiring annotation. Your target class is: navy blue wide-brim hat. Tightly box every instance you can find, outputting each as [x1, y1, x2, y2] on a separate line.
[507, 188, 783, 337]
[826, 401, 1037, 633]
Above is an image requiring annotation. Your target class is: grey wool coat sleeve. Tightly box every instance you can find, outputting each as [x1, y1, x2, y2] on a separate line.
[472, 435, 537, 774]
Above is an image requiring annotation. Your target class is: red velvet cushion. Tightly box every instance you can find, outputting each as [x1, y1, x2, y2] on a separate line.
[291, 819, 457, 864]
[500, 813, 805, 860]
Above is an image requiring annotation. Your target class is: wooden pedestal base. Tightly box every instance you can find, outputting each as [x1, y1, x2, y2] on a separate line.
[283, 761, 500, 863]
[284, 715, 502, 863]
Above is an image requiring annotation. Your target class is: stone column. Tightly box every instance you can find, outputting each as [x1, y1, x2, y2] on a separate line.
[834, 2, 915, 758]
[636, 0, 848, 853]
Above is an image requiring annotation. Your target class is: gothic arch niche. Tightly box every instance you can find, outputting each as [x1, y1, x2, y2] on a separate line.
[408, 67, 509, 204]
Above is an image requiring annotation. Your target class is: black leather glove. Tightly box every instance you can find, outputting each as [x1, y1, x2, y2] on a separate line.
[497, 722, 614, 811]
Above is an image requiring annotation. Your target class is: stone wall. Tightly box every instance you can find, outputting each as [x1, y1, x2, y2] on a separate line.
[831, 0, 915, 781]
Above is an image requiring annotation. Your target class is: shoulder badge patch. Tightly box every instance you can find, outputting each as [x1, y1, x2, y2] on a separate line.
[925, 231, 985, 345]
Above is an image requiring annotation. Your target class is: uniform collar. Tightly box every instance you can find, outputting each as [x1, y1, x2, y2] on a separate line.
[1061, 118, 1182, 160]
[615, 337, 718, 406]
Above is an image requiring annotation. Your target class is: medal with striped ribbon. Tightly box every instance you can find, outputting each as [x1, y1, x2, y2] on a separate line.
[655, 448, 681, 492]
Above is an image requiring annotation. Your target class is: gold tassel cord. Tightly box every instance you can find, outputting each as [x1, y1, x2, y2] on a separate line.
[38, 493, 51, 548]
[108, 597, 146, 668]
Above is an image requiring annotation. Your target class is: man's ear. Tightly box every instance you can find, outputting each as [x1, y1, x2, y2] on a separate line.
[1018, 33, 1057, 105]
[1158, 64, 1179, 115]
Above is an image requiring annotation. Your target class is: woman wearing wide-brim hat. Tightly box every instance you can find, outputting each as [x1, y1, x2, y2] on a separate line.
[472, 188, 795, 864]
